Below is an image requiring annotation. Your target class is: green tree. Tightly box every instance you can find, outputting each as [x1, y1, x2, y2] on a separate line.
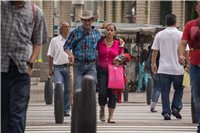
[190, 1, 198, 20]
[160, 1, 172, 26]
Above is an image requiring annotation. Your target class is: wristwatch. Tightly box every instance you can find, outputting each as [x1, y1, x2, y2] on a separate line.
[151, 63, 156, 66]
[27, 62, 34, 68]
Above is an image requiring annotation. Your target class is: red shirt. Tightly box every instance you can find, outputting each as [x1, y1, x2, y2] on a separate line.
[182, 18, 200, 65]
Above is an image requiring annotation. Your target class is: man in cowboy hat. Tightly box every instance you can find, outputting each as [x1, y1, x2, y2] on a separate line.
[64, 10, 123, 92]
[64, 10, 103, 92]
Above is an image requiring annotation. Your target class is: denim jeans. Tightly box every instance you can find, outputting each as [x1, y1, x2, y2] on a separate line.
[54, 65, 70, 113]
[159, 74, 184, 116]
[73, 62, 97, 92]
[1, 65, 30, 133]
[97, 66, 118, 108]
[189, 64, 200, 132]
[151, 72, 161, 108]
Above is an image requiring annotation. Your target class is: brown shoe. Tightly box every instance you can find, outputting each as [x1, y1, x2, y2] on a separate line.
[99, 111, 105, 122]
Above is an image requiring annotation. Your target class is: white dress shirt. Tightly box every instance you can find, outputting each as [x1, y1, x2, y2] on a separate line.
[47, 35, 69, 65]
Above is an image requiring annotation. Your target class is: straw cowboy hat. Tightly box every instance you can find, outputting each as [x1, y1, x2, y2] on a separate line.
[78, 10, 98, 20]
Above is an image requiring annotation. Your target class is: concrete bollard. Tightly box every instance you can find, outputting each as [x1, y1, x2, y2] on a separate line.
[123, 84, 128, 101]
[146, 77, 153, 105]
[54, 82, 64, 124]
[46, 76, 53, 105]
[71, 75, 96, 133]
[44, 79, 47, 101]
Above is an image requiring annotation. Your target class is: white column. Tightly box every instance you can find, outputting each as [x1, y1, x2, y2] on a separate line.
[106, 1, 112, 23]
[172, 1, 185, 31]
[116, 1, 121, 23]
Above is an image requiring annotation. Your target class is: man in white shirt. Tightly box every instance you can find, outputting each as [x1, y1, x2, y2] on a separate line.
[47, 21, 71, 116]
[151, 14, 187, 120]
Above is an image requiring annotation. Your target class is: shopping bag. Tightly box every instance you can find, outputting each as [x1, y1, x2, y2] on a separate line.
[108, 64, 125, 89]
[182, 68, 190, 88]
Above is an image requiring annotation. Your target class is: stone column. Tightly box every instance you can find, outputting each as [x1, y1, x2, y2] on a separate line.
[42, 1, 54, 38]
[97, 1, 104, 21]
[149, 1, 160, 25]
[74, 6, 82, 22]
[59, 1, 71, 25]
[136, 1, 146, 23]
[71, 1, 84, 22]
[172, 1, 185, 31]
[122, 1, 126, 23]
[106, 1, 112, 23]
[102, 1, 105, 21]
[116, 1, 121, 23]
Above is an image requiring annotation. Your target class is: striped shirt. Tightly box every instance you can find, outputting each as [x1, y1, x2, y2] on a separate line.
[63, 25, 104, 61]
[1, 1, 48, 73]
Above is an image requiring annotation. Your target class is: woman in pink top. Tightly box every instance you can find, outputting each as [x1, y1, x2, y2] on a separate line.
[96, 24, 124, 123]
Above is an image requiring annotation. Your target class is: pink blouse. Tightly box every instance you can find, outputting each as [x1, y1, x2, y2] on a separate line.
[96, 38, 124, 69]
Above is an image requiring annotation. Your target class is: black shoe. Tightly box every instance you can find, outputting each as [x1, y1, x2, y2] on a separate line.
[150, 108, 157, 113]
[64, 111, 70, 116]
[172, 109, 182, 119]
[164, 114, 171, 120]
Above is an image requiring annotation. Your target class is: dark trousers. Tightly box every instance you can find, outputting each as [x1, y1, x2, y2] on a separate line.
[1, 65, 30, 133]
[97, 66, 118, 108]
[159, 74, 184, 116]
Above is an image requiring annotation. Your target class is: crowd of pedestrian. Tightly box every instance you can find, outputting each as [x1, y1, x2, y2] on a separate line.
[1, 1, 200, 133]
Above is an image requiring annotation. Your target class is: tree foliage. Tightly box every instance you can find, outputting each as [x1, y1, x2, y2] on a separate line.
[190, 1, 198, 20]
[160, 1, 172, 26]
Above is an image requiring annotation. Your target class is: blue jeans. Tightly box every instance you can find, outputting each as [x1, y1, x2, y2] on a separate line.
[73, 62, 97, 92]
[151, 72, 161, 108]
[54, 65, 70, 113]
[138, 65, 148, 91]
[159, 74, 184, 116]
[1, 65, 30, 133]
[189, 64, 200, 132]
[97, 66, 118, 108]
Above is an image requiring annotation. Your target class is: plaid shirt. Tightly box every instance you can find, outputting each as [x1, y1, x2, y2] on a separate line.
[64, 25, 104, 61]
[1, 1, 48, 73]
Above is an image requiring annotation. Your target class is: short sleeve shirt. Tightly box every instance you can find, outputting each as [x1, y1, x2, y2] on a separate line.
[181, 18, 200, 65]
[47, 35, 69, 65]
[1, 1, 48, 73]
[152, 27, 184, 75]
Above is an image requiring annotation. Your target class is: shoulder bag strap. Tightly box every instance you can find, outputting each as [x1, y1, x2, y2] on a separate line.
[73, 26, 95, 52]
[195, 19, 200, 29]
[31, 2, 36, 44]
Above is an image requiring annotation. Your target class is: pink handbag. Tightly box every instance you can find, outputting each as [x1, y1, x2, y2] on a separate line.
[108, 64, 125, 89]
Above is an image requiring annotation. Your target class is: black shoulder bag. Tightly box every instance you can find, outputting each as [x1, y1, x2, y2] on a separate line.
[72, 26, 95, 52]
[143, 44, 160, 74]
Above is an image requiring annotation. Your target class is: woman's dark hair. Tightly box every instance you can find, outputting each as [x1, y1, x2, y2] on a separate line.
[105, 23, 117, 39]
[140, 50, 148, 64]
[165, 13, 177, 26]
